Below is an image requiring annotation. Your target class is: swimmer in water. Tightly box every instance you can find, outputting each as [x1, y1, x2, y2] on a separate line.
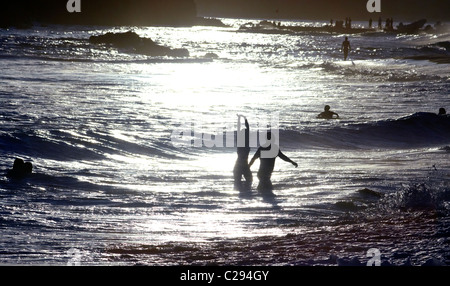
[6, 158, 33, 179]
[317, 105, 339, 119]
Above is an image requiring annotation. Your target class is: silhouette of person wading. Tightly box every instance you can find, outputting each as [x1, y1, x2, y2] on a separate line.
[233, 114, 252, 190]
[317, 105, 340, 119]
[341, 36, 351, 61]
[248, 131, 297, 192]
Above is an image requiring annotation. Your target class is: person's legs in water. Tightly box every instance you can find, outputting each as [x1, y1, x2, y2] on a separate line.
[257, 171, 273, 192]
[242, 163, 253, 190]
[234, 159, 252, 190]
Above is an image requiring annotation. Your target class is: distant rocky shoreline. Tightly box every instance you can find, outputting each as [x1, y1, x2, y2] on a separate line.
[239, 19, 447, 35]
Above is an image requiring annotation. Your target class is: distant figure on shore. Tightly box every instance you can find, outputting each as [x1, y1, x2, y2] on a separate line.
[385, 18, 394, 30]
[233, 114, 252, 190]
[248, 132, 297, 192]
[341, 36, 351, 61]
[369, 18, 373, 28]
[378, 17, 382, 29]
[6, 158, 32, 179]
[438, 108, 446, 115]
[317, 105, 340, 119]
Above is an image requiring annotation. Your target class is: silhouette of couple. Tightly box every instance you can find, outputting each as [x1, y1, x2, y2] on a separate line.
[233, 115, 297, 193]
[6, 158, 33, 179]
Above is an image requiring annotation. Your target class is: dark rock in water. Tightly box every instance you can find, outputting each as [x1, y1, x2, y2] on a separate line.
[436, 41, 450, 51]
[203, 52, 219, 59]
[89, 31, 189, 57]
[396, 19, 427, 34]
[89, 31, 144, 47]
[195, 18, 229, 27]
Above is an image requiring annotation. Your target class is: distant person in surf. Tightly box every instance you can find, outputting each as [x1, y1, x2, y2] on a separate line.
[248, 132, 297, 192]
[233, 114, 252, 190]
[438, 108, 446, 115]
[6, 158, 33, 179]
[341, 36, 351, 61]
[317, 105, 340, 119]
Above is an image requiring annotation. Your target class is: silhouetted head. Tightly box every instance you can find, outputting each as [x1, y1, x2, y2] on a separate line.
[438, 108, 446, 115]
[324, 105, 331, 111]
[13, 158, 25, 171]
[7, 158, 32, 178]
[345, 37, 348, 40]
[24, 162, 33, 174]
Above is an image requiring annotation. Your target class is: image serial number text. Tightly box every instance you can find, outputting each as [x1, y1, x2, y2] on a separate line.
[180, 270, 269, 283]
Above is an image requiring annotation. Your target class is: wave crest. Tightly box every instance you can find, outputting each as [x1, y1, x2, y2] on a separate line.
[280, 112, 450, 149]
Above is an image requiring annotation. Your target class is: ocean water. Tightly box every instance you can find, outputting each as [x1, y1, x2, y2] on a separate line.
[0, 19, 449, 266]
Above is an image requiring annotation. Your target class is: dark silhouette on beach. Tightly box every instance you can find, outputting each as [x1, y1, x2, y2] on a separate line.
[233, 115, 252, 190]
[6, 158, 32, 179]
[345, 17, 352, 29]
[438, 108, 446, 115]
[317, 105, 340, 119]
[248, 132, 297, 192]
[341, 37, 351, 61]
[385, 18, 394, 31]
[397, 19, 427, 34]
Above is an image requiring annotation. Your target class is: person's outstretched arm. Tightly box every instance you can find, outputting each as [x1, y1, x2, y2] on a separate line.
[248, 148, 261, 168]
[244, 118, 249, 146]
[278, 150, 298, 167]
[237, 114, 242, 131]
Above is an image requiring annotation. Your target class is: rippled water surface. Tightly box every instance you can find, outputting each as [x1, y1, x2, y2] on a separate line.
[0, 19, 449, 265]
